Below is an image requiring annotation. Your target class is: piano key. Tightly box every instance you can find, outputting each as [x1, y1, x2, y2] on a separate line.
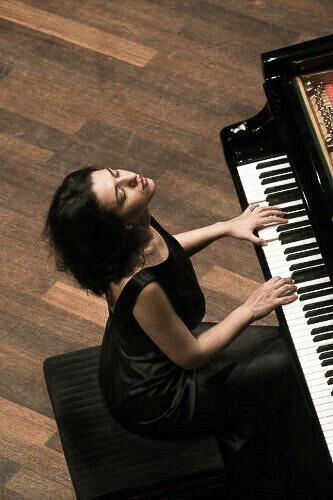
[303, 300, 333, 318]
[267, 188, 301, 205]
[286, 299, 333, 322]
[320, 353, 333, 361]
[276, 219, 310, 233]
[313, 333, 333, 343]
[306, 307, 333, 318]
[280, 227, 314, 245]
[244, 173, 295, 186]
[280, 202, 305, 213]
[292, 266, 328, 284]
[258, 218, 308, 242]
[318, 344, 333, 353]
[303, 299, 333, 311]
[264, 181, 298, 195]
[259, 166, 292, 179]
[284, 241, 318, 254]
[308, 314, 333, 325]
[323, 359, 333, 367]
[299, 288, 333, 301]
[255, 157, 289, 169]
[285, 209, 307, 219]
[298, 282, 333, 294]
[289, 258, 324, 271]
[268, 252, 321, 269]
[261, 172, 294, 184]
[320, 352, 333, 360]
[286, 249, 321, 261]
[312, 325, 333, 335]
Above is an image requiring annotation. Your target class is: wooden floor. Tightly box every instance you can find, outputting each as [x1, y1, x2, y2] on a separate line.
[0, 0, 331, 497]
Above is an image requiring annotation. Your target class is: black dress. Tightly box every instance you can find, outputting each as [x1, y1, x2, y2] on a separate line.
[98, 215, 331, 498]
[98, 214, 207, 439]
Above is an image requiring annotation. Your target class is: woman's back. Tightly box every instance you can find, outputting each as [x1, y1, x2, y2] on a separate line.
[98, 215, 206, 438]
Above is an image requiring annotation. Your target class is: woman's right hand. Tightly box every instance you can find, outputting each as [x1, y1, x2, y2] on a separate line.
[242, 276, 298, 321]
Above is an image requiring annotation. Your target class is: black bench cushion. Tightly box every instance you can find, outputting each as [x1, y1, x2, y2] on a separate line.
[44, 344, 225, 499]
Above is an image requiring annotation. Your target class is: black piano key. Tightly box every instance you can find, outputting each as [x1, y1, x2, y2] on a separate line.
[289, 258, 323, 272]
[326, 370, 333, 377]
[327, 378, 333, 385]
[307, 313, 333, 325]
[321, 358, 333, 367]
[264, 183, 297, 195]
[267, 188, 300, 206]
[281, 203, 304, 213]
[284, 242, 318, 255]
[299, 288, 333, 301]
[286, 249, 320, 261]
[280, 227, 314, 245]
[261, 173, 294, 185]
[305, 306, 333, 318]
[259, 167, 292, 179]
[313, 332, 333, 342]
[256, 158, 288, 170]
[312, 325, 333, 336]
[285, 210, 307, 220]
[317, 343, 333, 353]
[292, 265, 327, 284]
[303, 299, 333, 311]
[319, 351, 333, 360]
[298, 282, 332, 294]
[277, 220, 310, 233]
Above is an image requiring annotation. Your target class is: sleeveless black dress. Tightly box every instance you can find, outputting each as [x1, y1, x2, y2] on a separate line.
[98, 214, 209, 439]
[98, 215, 330, 496]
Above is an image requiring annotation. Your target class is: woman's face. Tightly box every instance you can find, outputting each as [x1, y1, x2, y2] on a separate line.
[91, 168, 156, 225]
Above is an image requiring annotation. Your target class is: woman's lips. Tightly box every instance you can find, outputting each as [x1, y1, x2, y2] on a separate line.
[141, 177, 148, 189]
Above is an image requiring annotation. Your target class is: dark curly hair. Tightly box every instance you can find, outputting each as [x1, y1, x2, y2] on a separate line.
[43, 166, 151, 296]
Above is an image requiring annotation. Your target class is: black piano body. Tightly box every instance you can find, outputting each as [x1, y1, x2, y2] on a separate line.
[221, 34, 333, 485]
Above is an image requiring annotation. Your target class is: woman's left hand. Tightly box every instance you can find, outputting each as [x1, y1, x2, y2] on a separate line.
[225, 204, 288, 246]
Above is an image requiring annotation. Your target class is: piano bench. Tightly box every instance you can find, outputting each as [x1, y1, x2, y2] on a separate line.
[43, 345, 226, 499]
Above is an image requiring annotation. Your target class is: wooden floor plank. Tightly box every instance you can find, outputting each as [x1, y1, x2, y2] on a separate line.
[0, 396, 56, 446]
[42, 281, 108, 328]
[0, 430, 72, 487]
[6, 467, 75, 499]
[0, 0, 157, 67]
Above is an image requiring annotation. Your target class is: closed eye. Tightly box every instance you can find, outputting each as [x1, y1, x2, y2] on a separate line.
[107, 168, 126, 203]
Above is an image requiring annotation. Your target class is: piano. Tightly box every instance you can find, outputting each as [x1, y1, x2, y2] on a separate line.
[221, 34, 333, 479]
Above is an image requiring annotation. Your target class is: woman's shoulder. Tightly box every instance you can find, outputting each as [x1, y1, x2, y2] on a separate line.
[106, 224, 169, 313]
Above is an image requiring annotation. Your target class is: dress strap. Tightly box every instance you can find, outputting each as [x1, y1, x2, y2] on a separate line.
[123, 269, 158, 310]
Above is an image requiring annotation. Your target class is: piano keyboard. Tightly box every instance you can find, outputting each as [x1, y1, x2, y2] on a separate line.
[237, 154, 333, 461]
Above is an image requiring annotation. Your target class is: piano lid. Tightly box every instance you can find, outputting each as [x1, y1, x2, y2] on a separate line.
[295, 70, 333, 184]
[260, 35, 333, 214]
[261, 33, 333, 81]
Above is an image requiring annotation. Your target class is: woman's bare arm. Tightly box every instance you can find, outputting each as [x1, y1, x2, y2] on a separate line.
[172, 205, 287, 257]
[172, 221, 229, 257]
[133, 277, 297, 370]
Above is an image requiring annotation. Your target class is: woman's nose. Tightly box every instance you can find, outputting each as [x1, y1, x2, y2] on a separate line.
[118, 172, 138, 186]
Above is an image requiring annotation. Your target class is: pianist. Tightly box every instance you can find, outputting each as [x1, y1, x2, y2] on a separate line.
[44, 165, 319, 497]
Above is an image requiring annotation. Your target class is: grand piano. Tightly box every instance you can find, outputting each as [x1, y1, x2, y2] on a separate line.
[221, 34, 333, 481]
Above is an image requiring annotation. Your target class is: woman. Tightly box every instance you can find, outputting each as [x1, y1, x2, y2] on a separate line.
[44, 165, 328, 498]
